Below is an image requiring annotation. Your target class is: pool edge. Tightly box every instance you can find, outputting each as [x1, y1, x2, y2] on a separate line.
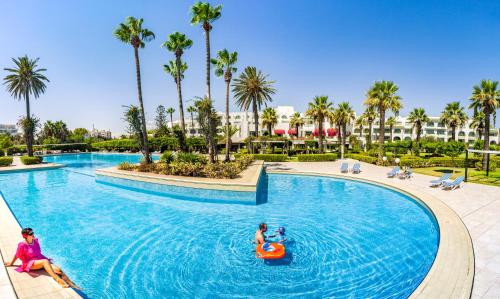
[266, 169, 474, 299]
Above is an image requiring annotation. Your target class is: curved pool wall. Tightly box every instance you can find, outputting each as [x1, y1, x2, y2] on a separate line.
[0, 153, 439, 298]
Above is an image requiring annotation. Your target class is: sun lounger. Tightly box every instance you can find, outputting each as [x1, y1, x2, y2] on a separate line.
[352, 163, 361, 174]
[340, 162, 348, 173]
[399, 167, 413, 179]
[429, 173, 452, 187]
[387, 166, 400, 178]
[441, 176, 464, 190]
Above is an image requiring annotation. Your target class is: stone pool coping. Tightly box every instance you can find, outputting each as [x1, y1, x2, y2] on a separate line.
[95, 160, 264, 192]
[0, 191, 81, 299]
[266, 168, 474, 299]
[0, 157, 64, 174]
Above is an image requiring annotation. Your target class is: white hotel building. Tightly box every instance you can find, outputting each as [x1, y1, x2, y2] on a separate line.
[178, 106, 500, 145]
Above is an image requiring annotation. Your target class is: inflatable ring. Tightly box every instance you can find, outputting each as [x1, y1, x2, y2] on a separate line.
[256, 242, 286, 260]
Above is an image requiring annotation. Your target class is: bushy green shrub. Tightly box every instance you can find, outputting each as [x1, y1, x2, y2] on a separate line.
[186, 137, 206, 152]
[20, 156, 43, 165]
[399, 156, 432, 168]
[475, 161, 496, 171]
[6, 146, 27, 155]
[238, 148, 249, 154]
[92, 139, 140, 152]
[149, 137, 179, 152]
[345, 154, 378, 164]
[0, 156, 13, 167]
[297, 154, 337, 162]
[235, 155, 254, 169]
[176, 152, 207, 164]
[169, 162, 205, 177]
[251, 154, 288, 162]
[117, 162, 137, 171]
[203, 162, 240, 179]
[427, 157, 478, 168]
[160, 151, 175, 164]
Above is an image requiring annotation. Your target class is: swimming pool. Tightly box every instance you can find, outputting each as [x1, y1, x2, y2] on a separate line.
[0, 153, 438, 298]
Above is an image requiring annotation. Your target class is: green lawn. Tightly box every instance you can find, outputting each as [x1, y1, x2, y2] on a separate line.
[413, 167, 500, 187]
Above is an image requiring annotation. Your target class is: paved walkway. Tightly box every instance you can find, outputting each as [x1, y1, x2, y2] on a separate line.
[0, 157, 63, 174]
[266, 160, 500, 298]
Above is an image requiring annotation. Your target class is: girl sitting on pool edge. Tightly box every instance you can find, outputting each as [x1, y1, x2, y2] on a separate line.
[3, 227, 79, 289]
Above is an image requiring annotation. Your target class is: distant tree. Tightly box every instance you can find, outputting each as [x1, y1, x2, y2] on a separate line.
[386, 116, 396, 142]
[154, 105, 170, 137]
[219, 124, 239, 152]
[440, 101, 468, 141]
[190, 1, 222, 99]
[211, 48, 237, 161]
[289, 112, 305, 138]
[470, 79, 500, 170]
[470, 111, 486, 141]
[261, 107, 278, 136]
[0, 134, 13, 152]
[70, 128, 89, 143]
[3, 56, 49, 156]
[123, 105, 144, 152]
[331, 102, 355, 159]
[355, 115, 365, 138]
[187, 106, 197, 129]
[195, 97, 219, 163]
[362, 106, 377, 149]
[40, 120, 70, 143]
[365, 80, 402, 161]
[306, 96, 333, 154]
[407, 108, 430, 142]
[232, 66, 276, 137]
[166, 107, 176, 129]
[114, 16, 155, 163]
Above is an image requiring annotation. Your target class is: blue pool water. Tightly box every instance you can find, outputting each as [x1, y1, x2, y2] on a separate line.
[0, 153, 438, 298]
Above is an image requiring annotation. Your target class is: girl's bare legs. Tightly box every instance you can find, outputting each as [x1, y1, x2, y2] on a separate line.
[51, 264, 81, 290]
[30, 259, 68, 288]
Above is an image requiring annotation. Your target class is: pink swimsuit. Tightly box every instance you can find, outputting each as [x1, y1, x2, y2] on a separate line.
[15, 238, 50, 273]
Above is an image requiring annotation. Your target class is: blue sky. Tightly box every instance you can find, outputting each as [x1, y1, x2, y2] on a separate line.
[1, 0, 500, 134]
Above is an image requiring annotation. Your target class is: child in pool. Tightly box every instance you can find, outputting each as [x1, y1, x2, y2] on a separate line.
[269, 227, 288, 243]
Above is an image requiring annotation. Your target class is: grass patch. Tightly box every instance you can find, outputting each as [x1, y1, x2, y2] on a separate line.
[413, 167, 500, 187]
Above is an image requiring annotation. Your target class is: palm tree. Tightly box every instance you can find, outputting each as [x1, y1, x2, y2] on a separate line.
[440, 101, 468, 141]
[386, 116, 396, 142]
[355, 115, 365, 138]
[187, 106, 197, 130]
[261, 107, 278, 136]
[163, 60, 187, 82]
[407, 108, 430, 142]
[114, 16, 155, 163]
[363, 106, 377, 149]
[232, 67, 276, 137]
[166, 107, 175, 128]
[306, 96, 333, 154]
[162, 32, 192, 151]
[190, 2, 222, 99]
[220, 125, 239, 153]
[211, 49, 237, 161]
[365, 81, 402, 161]
[332, 102, 355, 159]
[470, 111, 486, 141]
[3, 56, 49, 156]
[289, 112, 305, 138]
[470, 79, 500, 169]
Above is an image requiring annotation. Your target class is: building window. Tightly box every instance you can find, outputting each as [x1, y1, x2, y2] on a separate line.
[426, 122, 434, 127]
[404, 129, 412, 134]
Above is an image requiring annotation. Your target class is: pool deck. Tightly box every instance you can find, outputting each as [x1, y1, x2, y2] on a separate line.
[0, 157, 64, 174]
[266, 160, 500, 299]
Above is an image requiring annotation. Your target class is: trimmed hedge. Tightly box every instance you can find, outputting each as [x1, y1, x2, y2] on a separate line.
[345, 154, 378, 164]
[0, 156, 13, 167]
[91, 139, 140, 152]
[92, 137, 204, 153]
[249, 154, 288, 162]
[427, 157, 478, 168]
[297, 154, 338, 162]
[20, 156, 43, 165]
[399, 156, 432, 168]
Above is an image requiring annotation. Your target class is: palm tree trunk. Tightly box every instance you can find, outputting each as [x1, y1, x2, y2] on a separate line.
[190, 112, 194, 129]
[390, 126, 393, 142]
[133, 47, 151, 163]
[341, 123, 346, 159]
[170, 114, 173, 128]
[175, 56, 187, 152]
[483, 109, 490, 170]
[24, 92, 33, 157]
[204, 25, 211, 100]
[452, 126, 456, 141]
[378, 107, 385, 161]
[367, 122, 373, 150]
[318, 117, 324, 154]
[416, 125, 421, 142]
[224, 79, 231, 162]
[295, 124, 299, 138]
[359, 126, 363, 138]
[253, 100, 259, 137]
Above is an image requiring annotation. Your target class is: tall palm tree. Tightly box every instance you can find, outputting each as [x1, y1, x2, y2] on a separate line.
[386, 116, 396, 142]
[114, 16, 155, 163]
[163, 60, 187, 82]
[365, 81, 402, 160]
[470, 111, 486, 141]
[162, 32, 192, 151]
[290, 112, 305, 138]
[3, 56, 49, 156]
[306, 96, 333, 154]
[407, 108, 430, 142]
[440, 101, 468, 141]
[470, 79, 500, 169]
[232, 67, 276, 137]
[211, 49, 237, 161]
[261, 107, 278, 136]
[187, 106, 197, 130]
[363, 106, 377, 149]
[355, 115, 365, 138]
[166, 107, 175, 128]
[332, 102, 355, 159]
[190, 2, 222, 99]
